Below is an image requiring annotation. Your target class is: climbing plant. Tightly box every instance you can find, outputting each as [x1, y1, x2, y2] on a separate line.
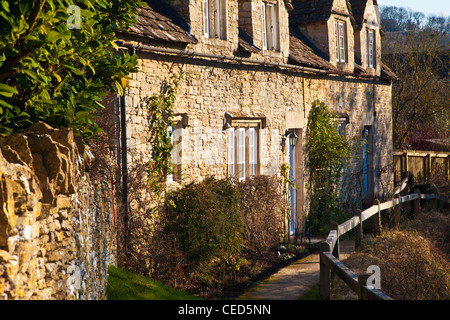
[144, 73, 183, 197]
[305, 100, 357, 236]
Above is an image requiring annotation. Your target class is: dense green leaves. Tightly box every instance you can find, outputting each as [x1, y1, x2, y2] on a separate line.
[305, 100, 356, 236]
[0, 0, 142, 137]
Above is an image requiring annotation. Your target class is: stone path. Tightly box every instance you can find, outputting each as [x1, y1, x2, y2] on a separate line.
[238, 239, 355, 300]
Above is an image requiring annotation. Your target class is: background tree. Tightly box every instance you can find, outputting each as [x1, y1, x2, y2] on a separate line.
[0, 0, 142, 138]
[380, 6, 449, 150]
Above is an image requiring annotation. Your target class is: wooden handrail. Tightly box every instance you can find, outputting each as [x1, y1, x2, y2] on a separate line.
[319, 190, 448, 300]
[393, 174, 409, 195]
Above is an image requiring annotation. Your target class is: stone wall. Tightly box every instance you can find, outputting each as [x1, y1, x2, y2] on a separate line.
[0, 123, 116, 300]
[121, 48, 393, 232]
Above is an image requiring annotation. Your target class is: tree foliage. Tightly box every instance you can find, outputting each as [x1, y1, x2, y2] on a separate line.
[0, 0, 142, 138]
[380, 6, 450, 150]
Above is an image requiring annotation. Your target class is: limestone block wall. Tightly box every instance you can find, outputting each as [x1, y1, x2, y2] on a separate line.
[122, 49, 394, 205]
[0, 123, 116, 300]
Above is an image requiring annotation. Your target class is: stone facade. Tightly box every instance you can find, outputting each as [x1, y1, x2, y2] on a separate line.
[116, 0, 395, 235]
[0, 123, 116, 300]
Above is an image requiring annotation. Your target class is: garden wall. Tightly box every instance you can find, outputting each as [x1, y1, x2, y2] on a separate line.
[0, 122, 116, 299]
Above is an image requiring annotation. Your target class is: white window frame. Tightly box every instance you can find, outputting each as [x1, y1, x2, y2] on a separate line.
[167, 126, 174, 182]
[204, 0, 226, 39]
[335, 21, 346, 62]
[203, 0, 210, 38]
[366, 29, 375, 68]
[227, 126, 259, 180]
[249, 128, 256, 176]
[262, 1, 279, 51]
[214, 0, 221, 39]
[227, 127, 235, 178]
[238, 128, 246, 181]
[262, 2, 267, 50]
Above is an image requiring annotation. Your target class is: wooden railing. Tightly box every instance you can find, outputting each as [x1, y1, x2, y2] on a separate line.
[319, 181, 449, 300]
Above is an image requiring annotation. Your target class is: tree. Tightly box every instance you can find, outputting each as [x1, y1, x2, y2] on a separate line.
[0, 0, 142, 138]
[380, 6, 450, 150]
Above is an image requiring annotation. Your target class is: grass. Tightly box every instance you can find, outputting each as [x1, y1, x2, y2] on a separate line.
[106, 265, 201, 300]
[300, 282, 320, 300]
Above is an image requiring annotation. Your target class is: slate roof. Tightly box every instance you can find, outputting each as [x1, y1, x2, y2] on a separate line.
[289, 30, 335, 70]
[290, 0, 356, 27]
[127, 0, 197, 44]
[238, 27, 261, 54]
[290, 0, 335, 25]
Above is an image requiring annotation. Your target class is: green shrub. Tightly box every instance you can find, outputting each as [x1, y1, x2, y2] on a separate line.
[164, 177, 244, 283]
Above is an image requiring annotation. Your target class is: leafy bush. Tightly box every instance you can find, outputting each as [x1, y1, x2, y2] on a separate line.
[164, 177, 244, 284]
[238, 175, 286, 252]
[161, 175, 286, 287]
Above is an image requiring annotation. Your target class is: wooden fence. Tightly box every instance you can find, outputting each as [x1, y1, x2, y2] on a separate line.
[394, 150, 450, 186]
[319, 176, 450, 300]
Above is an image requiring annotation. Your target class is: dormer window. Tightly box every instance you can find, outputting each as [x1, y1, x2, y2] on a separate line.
[262, 1, 280, 51]
[334, 21, 347, 62]
[203, 0, 227, 39]
[366, 29, 375, 68]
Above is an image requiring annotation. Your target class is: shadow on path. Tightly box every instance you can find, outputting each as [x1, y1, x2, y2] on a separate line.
[238, 239, 355, 300]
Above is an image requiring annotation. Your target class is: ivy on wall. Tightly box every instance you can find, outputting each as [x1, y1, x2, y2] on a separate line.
[305, 100, 358, 236]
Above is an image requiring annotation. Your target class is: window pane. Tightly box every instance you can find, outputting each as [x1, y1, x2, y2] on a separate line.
[335, 22, 339, 61]
[262, 2, 267, 50]
[228, 128, 235, 178]
[214, 0, 221, 38]
[238, 128, 246, 180]
[203, 0, 209, 37]
[339, 23, 345, 62]
[369, 31, 374, 67]
[167, 126, 174, 182]
[249, 128, 256, 176]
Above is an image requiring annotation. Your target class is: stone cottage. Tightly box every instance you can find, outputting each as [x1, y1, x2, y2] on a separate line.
[114, 0, 396, 236]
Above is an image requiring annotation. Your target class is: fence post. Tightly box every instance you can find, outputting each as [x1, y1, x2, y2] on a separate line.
[354, 209, 362, 250]
[330, 222, 339, 259]
[358, 273, 371, 300]
[319, 242, 331, 300]
[393, 194, 400, 227]
[433, 194, 438, 210]
[373, 199, 381, 236]
[413, 189, 420, 216]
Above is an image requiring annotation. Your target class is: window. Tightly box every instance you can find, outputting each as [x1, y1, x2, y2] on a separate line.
[334, 21, 347, 62]
[167, 126, 175, 182]
[227, 126, 259, 181]
[366, 29, 375, 68]
[166, 124, 182, 182]
[203, 0, 210, 38]
[203, 0, 227, 39]
[262, 1, 279, 51]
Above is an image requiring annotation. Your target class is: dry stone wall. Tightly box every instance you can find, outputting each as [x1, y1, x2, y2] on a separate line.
[0, 122, 116, 300]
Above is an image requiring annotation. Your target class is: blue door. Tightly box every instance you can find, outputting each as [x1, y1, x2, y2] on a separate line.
[289, 143, 296, 235]
[363, 128, 369, 198]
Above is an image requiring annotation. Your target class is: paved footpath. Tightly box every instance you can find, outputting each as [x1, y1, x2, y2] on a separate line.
[238, 240, 355, 300]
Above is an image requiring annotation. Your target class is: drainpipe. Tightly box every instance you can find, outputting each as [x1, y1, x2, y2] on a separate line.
[116, 41, 330, 75]
[119, 47, 135, 252]
[119, 93, 129, 249]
